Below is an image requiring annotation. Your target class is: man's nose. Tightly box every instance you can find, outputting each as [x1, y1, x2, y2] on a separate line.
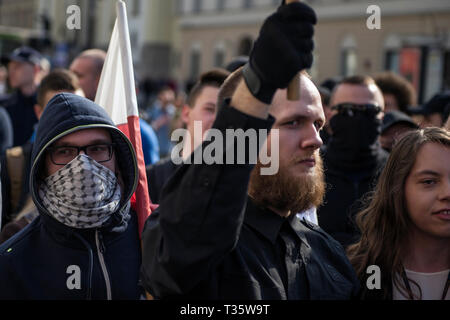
[300, 124, 323, 150]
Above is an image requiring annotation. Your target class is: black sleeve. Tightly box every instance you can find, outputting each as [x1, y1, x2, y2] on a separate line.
[146, 164, 161, 205]
[0, 163, 2, 228]
[146, 159, 177, 205]
[0, 107, 13, 154]
[140, 102, 274, 298]
[0, 153, 10, 229]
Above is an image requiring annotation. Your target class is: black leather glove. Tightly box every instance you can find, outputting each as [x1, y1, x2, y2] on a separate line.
[243, 2, 317, 104]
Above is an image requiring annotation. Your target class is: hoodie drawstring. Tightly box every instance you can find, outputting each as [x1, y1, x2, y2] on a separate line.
[72, 232, 93, 300]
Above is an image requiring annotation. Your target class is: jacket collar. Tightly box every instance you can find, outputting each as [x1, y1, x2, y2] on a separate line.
[39, 212, 96, 249]
[244, 198, 309, 247]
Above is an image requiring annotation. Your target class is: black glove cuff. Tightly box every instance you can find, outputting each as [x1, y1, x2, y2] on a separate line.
[242, 63, 277, 105]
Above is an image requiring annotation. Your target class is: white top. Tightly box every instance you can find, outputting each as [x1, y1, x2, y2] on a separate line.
[296, 207, 318, 225]
[393, 269, 450, 300]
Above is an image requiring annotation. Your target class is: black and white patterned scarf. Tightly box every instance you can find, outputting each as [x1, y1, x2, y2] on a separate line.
[39, 154, 123, 229]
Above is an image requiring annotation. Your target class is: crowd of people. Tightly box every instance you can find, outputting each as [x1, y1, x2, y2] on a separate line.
[0, 2, 449, 301]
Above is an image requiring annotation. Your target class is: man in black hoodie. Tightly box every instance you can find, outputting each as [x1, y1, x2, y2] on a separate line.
[0, 93, 142, 299]
[318, 75, 388, 247]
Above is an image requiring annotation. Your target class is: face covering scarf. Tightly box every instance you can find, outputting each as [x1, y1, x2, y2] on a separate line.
[327, 112, 382, 171]
[39, 154, 123, 229]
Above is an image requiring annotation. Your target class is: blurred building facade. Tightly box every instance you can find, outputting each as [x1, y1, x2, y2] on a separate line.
[0, 0, 178, 84]
[1, 0, 450, 102]
[176, 0, 450, 103]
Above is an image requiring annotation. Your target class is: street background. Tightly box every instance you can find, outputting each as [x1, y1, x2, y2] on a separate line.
[1, 0, 450, 107]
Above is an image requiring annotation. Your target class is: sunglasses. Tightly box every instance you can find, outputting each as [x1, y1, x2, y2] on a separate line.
[331, 103, 382, 117]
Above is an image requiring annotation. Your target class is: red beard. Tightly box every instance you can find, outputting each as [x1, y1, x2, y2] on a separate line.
[248, 152, 325, 216]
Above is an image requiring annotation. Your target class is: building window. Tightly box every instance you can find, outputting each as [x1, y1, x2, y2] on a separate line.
[340, 35, 357, 77]
[175, 0, 183, 15]
[385, 50, 399, 73]
[243, 0, 253, 9]
[214, 48, 225, 68]
[130, 31, 138, 50]
[341, 49, 357, 77]
[131, 0, 140, 17]
[238, 36, 253, 56]
[217, 0, 226, 11]
[190, 49, 201, 80]
[383, 35, 401, 73]
[423, 48, 444, 102]
[193, 0, 203, 13]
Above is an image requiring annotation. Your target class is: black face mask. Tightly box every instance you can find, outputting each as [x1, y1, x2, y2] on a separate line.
[327, 111, 382, 170]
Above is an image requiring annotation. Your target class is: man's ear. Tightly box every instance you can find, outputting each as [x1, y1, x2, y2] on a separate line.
[181, 104, 191, 125]
[33, 64, 43, 80]
[34, 64, 41, 74]
[34, 104, 44, 119]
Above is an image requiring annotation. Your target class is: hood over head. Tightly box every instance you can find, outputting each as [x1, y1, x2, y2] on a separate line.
[30, 93, 138, 230]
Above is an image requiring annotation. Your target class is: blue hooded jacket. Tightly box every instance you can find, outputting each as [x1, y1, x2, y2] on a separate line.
[0, 93, 143, 299]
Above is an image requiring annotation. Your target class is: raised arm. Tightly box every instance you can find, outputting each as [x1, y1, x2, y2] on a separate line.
[140, 2, 317, 298]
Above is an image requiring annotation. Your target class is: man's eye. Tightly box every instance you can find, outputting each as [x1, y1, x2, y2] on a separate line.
[284, 120, 299, 126]
[55, 148, 75, 156]
[88, 145, 108, 153]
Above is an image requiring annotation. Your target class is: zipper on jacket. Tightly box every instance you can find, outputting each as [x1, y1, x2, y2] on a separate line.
[95, 230, 112, 300]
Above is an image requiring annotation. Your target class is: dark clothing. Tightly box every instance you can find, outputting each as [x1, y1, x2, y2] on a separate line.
[318, 137, 388, 247]
[0, 210, 141, 299]
[0, 106, 13, 153]
[140, 103, 360, 300]
[146, 157, 179, 204]
[357, 268, 393, 300]
[1, 90, 38, 147]
[0, 93, 143, 299]
[0, 212, 34, 245]
[0, 141, 33, 228]
[319, 126, 331, 146]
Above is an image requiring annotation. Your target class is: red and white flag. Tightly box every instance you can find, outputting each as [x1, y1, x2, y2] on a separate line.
[95, 0, 151, 237]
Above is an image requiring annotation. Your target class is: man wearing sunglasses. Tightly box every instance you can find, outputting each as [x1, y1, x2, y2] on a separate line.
[317, 75, 388, 248]
[0, 93, 143, 299]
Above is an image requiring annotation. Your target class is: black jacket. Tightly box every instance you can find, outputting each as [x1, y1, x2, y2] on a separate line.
[0, 141, 33, 228]
[140, 103, 360, 300]
[146, 157, 179, 204]
[0, 106, 13, 153]
[0, 93, 142, 299]
[1, 90, 38, 147]
[318, 137, 388, 247]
